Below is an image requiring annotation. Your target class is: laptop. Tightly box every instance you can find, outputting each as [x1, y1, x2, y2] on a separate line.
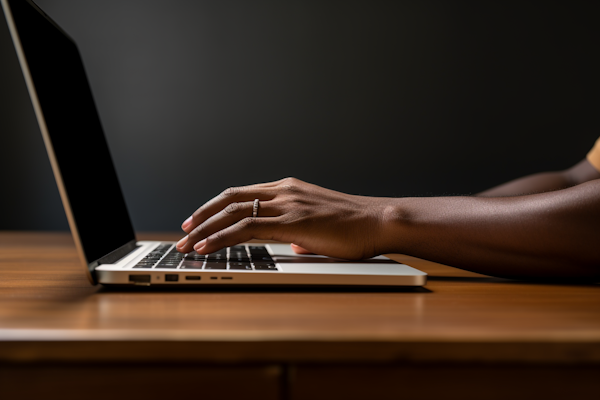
[2, 0, 427, 287]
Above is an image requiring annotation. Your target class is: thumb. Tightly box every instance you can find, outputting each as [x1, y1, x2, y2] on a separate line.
[290, 243, 314, 255]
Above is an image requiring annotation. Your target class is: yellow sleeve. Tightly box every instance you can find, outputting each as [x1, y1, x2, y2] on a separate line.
[586, 137, 600, 173]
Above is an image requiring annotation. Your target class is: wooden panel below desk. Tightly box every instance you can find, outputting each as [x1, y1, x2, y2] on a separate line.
[290, 364, 600, 400]
[0, 363, 281, 400]
[2, 362, 598, 400]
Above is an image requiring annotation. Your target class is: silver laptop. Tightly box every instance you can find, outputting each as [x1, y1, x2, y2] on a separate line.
[2, 0, 427, 288]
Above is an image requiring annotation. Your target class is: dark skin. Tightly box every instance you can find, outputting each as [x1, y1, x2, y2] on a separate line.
[177, 159, 600, 281]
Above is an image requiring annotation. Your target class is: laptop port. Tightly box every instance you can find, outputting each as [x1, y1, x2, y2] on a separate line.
[129, 275, 150, 283]
[185, 276, 201, 281]
[221, 277, 233, 280]
[165, 274, 179, 282]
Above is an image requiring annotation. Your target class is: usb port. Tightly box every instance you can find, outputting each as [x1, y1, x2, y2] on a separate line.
[129, 275, 150, 283]
[165, 274, 179, 282]
[221, 277, 233, 280]
[185, 276, 201, 281]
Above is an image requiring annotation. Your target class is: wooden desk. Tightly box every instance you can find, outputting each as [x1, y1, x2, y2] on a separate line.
[1, 232, 599, 400]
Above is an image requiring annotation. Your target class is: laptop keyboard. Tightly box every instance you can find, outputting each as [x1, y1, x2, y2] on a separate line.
[132, 244, 278, 271]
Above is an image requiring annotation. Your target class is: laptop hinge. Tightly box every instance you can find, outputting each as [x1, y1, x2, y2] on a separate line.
[91, 240, 140, 270]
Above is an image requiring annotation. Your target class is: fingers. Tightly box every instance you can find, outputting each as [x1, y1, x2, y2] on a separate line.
[178, 178, 303, 254]
[194, 216, 285, 255]
[182, 183, 280, 233]
[177, 199, 281, 253]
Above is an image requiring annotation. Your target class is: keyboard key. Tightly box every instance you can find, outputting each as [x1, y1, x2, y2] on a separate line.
[156, 263, 179, 269]
[249, 246, 270, 253]
[156, 258, 181, 265]
[229, 264, 253, 270]
[254, 256, 274, 263]
[229, 251, 249, 258]
[180, 261, 204, 269]
[162, 259, 182, 264]
[252, 248, 270, 254]
[254, 264, 278, 271]
[229, 257, 251, 263]
[253, 261, 276, 266]
[249, 250, 269, 256]
[249, 245, 268, 252]
[206, 260, 227, 265]
[204, 263, 227, 270]
[229, 262, 252, 269]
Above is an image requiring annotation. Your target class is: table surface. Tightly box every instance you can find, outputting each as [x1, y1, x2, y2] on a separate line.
[1, 231, 599, 364]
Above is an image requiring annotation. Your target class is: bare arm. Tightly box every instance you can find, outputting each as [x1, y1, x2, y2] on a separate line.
[477, 159, 600, 197]
[177, 161, 600, 282]
[380, 179, 600, 280]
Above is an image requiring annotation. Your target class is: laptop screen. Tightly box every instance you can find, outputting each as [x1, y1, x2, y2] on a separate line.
[7, 0, 136, 264]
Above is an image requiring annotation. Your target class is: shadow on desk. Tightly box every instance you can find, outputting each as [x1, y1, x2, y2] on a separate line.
[428, 275, 600, 286]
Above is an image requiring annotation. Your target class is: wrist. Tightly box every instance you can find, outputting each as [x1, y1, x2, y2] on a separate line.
[374, 197, 415, 256]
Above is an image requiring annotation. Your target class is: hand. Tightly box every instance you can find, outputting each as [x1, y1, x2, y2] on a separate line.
[176, 177, 390, 260]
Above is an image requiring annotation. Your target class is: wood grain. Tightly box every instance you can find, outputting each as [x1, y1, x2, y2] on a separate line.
[1, 231, 599, 364]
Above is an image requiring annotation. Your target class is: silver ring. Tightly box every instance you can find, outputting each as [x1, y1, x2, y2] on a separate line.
[252, 199, 259, 218]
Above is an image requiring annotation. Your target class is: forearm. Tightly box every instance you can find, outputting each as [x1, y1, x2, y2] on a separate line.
[380, 180, 600, 280]
[477, 171, 571, 197]
[478, 159, 600, 197]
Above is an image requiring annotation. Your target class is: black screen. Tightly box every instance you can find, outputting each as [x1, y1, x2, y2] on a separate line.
[8, 0, 136, 263]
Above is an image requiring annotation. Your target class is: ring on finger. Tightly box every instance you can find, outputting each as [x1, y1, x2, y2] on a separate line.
[252, 199, 259, 218]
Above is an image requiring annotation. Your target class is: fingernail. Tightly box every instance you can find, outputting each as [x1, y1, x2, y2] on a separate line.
[182, 216, 193, 229]
[194, 239, 207, 252]
[177, 236, 188, 248]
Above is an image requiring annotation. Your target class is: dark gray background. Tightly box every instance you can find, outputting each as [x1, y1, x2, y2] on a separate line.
[1, 0, 598, 231]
